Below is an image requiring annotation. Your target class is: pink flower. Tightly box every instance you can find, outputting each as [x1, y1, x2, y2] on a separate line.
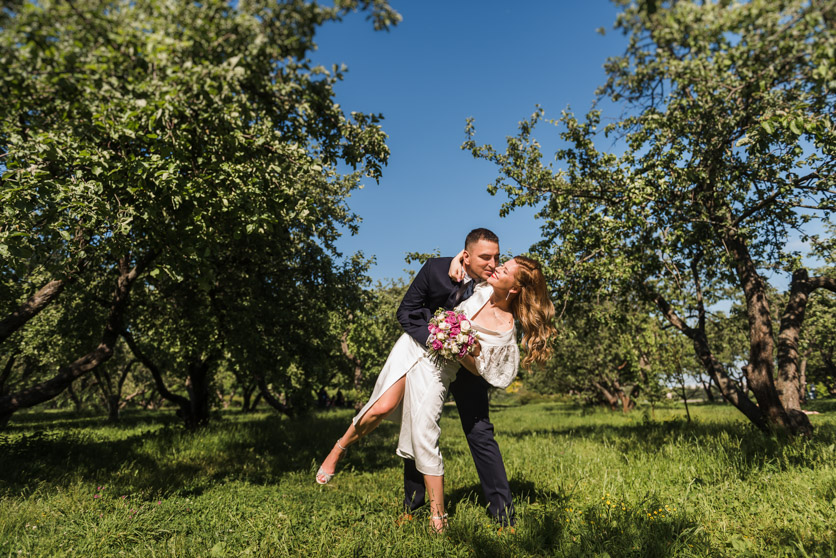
[432, 339, 443, 351]
[93, 494, 100, 499]
[450, 326, 460, 336]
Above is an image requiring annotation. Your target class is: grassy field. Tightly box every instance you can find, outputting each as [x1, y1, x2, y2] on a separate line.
[1, 398, 836, 557]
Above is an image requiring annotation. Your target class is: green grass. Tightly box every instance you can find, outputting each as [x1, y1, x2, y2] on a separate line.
[2, 399, 836, 557]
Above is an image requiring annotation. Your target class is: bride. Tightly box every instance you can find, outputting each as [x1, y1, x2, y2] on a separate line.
[315, 255, 555, 533]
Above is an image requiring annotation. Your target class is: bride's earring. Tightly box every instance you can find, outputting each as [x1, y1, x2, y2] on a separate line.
[505, 291, 512, 301]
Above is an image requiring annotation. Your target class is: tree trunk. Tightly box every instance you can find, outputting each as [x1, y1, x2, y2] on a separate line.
[0, 278, 72, 344]
[250, 392, 263, 411]
[241, 382, 255, 412]
[652, 289, 767, 429]
[257, 375, 292, 416]
[799, 352, 808, 405]
[701, 377, 716, 402]
[776, 270, 836, 434]
[776, 269, 814, 434]
[592, 381, 619, 410]
[106, 394, 120, 421]
[67, 380, 83, 413]
[102, 358, 138, 422]
[0, 349, 20, 396]
[620, 393, 634, 413]
[0, 255, 151, 426]
[216, 389, 231, 409]
[120, 386, 146, 409]
[121, 337, 217, 428]
[184, 361, 212, 428]
[722, 229, 801, 432]
[612, 378, 636, 413]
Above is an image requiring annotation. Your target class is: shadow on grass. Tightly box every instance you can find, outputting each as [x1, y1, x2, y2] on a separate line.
[4, 402, 836, 502]
[0, 408, 407, 497]
[445, 492, 713, 558]
[443, 479, 569, 523]
[505, 413, 836, 474]
[807, 398, 836, 413]
[3, 408, 183, 431]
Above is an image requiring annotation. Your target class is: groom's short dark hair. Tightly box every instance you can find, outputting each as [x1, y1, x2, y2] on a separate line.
[465, 228, 499, 249]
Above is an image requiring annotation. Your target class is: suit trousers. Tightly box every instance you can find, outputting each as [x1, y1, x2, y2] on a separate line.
[402, 368, 515, 526]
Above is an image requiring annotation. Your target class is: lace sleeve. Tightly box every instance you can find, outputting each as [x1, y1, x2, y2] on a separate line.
[474, 343, 519, 389]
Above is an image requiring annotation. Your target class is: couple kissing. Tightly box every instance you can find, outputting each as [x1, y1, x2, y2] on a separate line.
[316, 228, 555, 533]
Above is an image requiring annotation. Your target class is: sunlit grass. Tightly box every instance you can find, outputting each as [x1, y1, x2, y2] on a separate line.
[1, 400, 835, 556]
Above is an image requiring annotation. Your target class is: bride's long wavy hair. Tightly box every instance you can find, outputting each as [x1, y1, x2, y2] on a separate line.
[509, 256, 556, 368]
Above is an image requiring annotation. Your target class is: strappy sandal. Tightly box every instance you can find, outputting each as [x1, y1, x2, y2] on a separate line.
[430, 513, 448, 534]
[315, 439, 347, 485]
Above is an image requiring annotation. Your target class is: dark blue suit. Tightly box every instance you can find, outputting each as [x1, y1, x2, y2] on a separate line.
[396, 257, 515, 526]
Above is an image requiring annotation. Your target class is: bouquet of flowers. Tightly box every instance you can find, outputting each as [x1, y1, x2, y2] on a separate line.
[426, 308, 478, 366]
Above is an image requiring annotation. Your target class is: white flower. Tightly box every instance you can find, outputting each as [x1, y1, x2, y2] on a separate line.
[436, 332, 446, 340]
[460, 320, 471, 333]
[456, 333, 468, 344]
[439, 321, 451, 330]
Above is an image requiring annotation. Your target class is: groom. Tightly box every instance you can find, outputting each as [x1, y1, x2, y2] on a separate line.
[396, 227, 515, 527]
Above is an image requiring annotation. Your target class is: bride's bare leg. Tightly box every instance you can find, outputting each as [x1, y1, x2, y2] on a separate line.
[316, 376, 406, 481]
[353, 375, 407, 437]
[425, 474, 446, 533]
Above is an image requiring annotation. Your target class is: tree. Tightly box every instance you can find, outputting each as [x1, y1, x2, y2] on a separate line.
[529, 296, 681, 412]
[800, 231, 836, 396]
[464, 0, 835, 434]
[337, 277, 409, 408]
[0, 0, 399, 424]
[802, 284, 836, 396]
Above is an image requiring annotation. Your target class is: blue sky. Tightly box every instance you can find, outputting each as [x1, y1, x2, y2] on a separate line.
[310, 1, 628, 282]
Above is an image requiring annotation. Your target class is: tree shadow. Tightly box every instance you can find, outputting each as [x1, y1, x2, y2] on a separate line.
[807, 398, 836, 413]
[4, 404, 836, 502]
[0, 408, 405, 496]
[767, 525, 836, 556]
[444, 489, 714, 557]
[504, 416, 836, 474]
[4, 408, 183, 431]
[445, 479, 569, 521]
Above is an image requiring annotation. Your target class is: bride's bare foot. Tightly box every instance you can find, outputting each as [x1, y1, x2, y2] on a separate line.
[315, 439, 348, 484]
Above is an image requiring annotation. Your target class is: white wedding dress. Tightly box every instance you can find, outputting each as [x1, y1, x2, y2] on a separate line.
[353, 282, 519, 476]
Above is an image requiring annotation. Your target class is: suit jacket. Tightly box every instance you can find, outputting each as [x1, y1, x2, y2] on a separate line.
[397, 257, 472, 347]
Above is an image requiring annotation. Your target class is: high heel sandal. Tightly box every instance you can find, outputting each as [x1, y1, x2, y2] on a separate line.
[430, 513, 448, 534]
[315, 439, 347, 485]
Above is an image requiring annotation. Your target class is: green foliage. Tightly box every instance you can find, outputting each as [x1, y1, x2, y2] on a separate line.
[465, 0, 835, 296]
[529, 297, 680, 410]
[333, 278, 409, 402]
[404, 249, 442, 265]
[802, 273, 836, 394]
[2, 402, 836, 555]
[0, 0, 392, 270]
[803, 225, 836, 394]
[464, 0, 835, 430]
[0, 0, 399, 419]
